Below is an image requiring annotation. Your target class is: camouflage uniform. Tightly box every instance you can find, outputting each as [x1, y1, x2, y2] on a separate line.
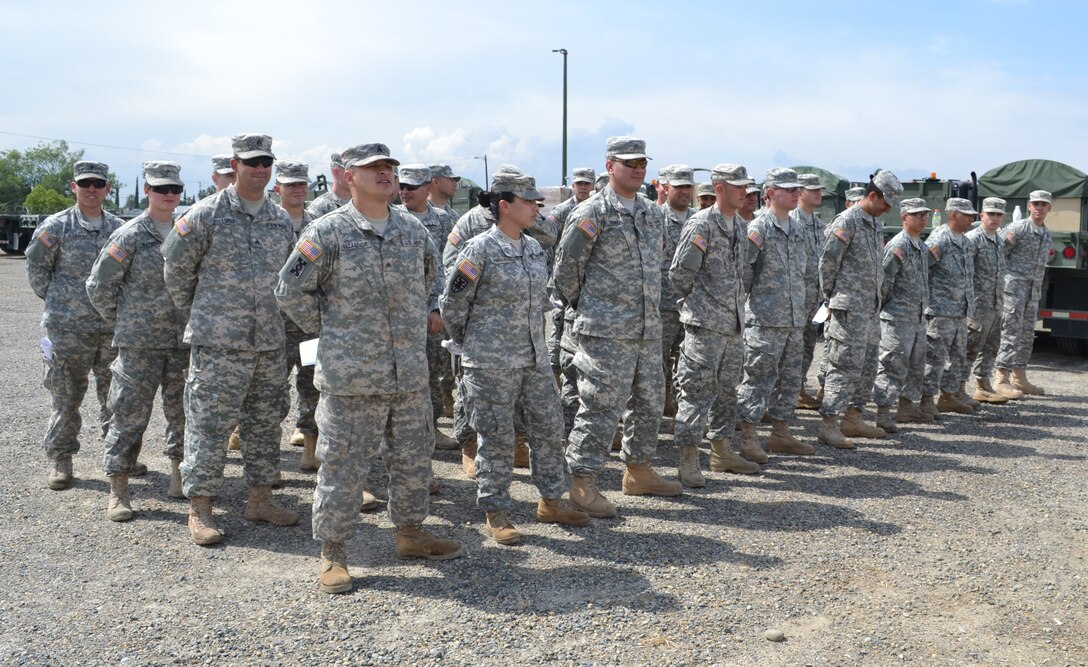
[282, 208, 320, 438]
[26, 198, 123, 462]
[305, 191, 349, 220]
[669, 204, 746, 446]
[162, 185, 295, 497]
[275, 200, 441, 541]
[659, 201, 692, 405]
[87, 209, 189, 475]
[965, 220, 1006, 380]
[923, 224, 974, 397]
[790, 205, 824, 381]
[440, 224, 566, 510]
[545, 195, 583, 370]
[873, 230, 929, 407]
[996, 216, 1051, 370]
[553, 184, 664, 475]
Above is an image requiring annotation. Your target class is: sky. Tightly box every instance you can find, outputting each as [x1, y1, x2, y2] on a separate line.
[3, 0, 1087, 201]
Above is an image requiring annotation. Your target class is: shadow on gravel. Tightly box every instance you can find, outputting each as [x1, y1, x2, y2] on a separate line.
[823, 449, 997, 476]
[729, 470, 968, 502]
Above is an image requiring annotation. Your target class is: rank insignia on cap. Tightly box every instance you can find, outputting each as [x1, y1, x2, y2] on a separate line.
[692, 234, 708, 252]
[174, 217, 192, 237]
[747, 230, 763, 248]
[457, 258, 480, 282]
[577, 218, 597, 239]
[447, 231, 462, 246]
[298, 239, 322, 262]
[929, 245, 941, 259]
[38, 231, 57, 248]
[106, 243, 127, 263]
[833, 227, 850, 244]
[892, 246, 905, 262]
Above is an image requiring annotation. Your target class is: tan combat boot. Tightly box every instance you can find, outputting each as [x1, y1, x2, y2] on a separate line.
[395, 525, 464, 560]
[485, 510, 521, 545]
[289, 429, 305, 447]
[992, 368, 1023, 399]
[130, 460, 148, 477]
[622, 463, 684, 496]
[768, 420, 815, 455]
[796, 389, 821, 410]
[663, 384, 678, 418]
[434, 422, 459, 451]
[47, 456, 73, 491]
[167, 459, 185, 499]
[1011, 367, 1045, 396]
[244, 486, 299, 526]
[817, 415, 855, 449]
[896, 396, 934, 423]
[461, 437, 477, 479]
[840, 407, 886, 439]
[188, 496, 222, 546]
[677, 445, 706, 488]
[360, 488, 380, 512]
[227, 427, 241, 451]
[514, 435, 531, 468]
[319, 541, 352, 594]
[919, 395, 941, 420]
[972, 378, 1009, 404]
[300, 433, 320, 472]
[107, 474, 133, 522]
[738, 422, 768, 464]
[937, 390, 974, 414]
[570, 474, 617, 518]
[958, 382, 982, 410]
[875, 406, 898, 434]
[537, 498, 590, 526]
[708, 438, 760, 474]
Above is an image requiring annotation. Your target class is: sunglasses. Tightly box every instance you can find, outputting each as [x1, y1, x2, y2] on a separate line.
[150, 184, 184, 195]
[239, 156, 274, 168]
[77, 179, 108, 189]
[399, 182, 425, 191]
[618, 158, 648, 169]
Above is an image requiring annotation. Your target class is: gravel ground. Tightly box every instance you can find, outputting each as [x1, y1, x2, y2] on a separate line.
[0, 252, 1085, 666]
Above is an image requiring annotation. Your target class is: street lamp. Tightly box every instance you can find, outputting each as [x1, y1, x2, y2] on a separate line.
[471, 155, 489, 187]
[552, 48, 568, 186]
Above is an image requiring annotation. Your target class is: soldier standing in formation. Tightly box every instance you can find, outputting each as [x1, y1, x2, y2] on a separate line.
[792, 174, 827, 410]
[965, 197, 1016, 403]
[428, 164, 462, 222]
[695, 182, 716, 210]
[305, 153, 350, 219]
[658, 165, 696, 422]
[210, 155, 235, 193]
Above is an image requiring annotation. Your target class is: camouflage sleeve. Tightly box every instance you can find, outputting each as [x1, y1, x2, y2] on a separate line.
[275, 227, 329, 335]
[438, 240, 485, 346]
[526, 211, 558, 249]
[879, 242, 903, 305]
[742, 219, 766, 294]
[669, 219, 705, 300]
[442, 218, 469, 271]
[425, 233, 442, 313]
[161, 213, 204, 319]
[85, 228, 134, 325]
[819, 216, 851, 301]
[553, 210, 600, 309]
[926, 232, 945, 268]
[24, 219, 61, 300]
[1001, 223, 1018, 254]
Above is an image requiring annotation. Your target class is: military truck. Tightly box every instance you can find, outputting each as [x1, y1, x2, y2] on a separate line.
[1, 212, 41, 255]
[790, 165, 851, 222]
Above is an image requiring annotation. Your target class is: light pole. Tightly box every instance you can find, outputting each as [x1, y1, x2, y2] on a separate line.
[471, 155, 489, 188]
[552, 48, 568, 186]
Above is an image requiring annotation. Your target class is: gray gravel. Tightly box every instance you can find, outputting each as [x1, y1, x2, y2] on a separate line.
[0, 253, 1085, 666]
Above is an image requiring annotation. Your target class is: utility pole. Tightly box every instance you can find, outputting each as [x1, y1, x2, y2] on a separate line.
[552, 48, 568, 186]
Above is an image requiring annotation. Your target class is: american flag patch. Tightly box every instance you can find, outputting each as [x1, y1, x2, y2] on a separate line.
[38, 231, 57, 248]
[577, 218, 597, 238]
[747, 230, 763, 248]
[174, 217, 192, 237]
[298, 239, 322, 261]
[106, 243, 127, 263]
[892, 246, 905, 262]
[457, 258, 480, 281]
[1005, 232, 1016, 245]
[448, 231, 462, 246]
[692, 234, 708, 252]
[929, 244, 941, 259]
[834, 227, 850, 243]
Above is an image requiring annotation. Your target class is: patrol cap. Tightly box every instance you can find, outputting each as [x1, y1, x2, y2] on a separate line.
[399, 164, 433, 187]
[872, 169, 903, 207]
[275, 160, 310, 184]
[668, 165, 695, 187]
[657, 165, 673, 181]
[572, 167, 595, 184]
[231, 133, 275, 160]
[493, 173, 545, 201]
[981, 197, 1007, 214]
[606, 136, 650, 160]
[429, 164, 460, 180]
[900, 198, 931, 214]
[144, 161, 184, 187]
[73, 160, 109, 182]
[745, 184, 761, 195]
[330, 152, 344, 169]
[764, 167, 802, 189]
[212, 154, 234, 174]
[341, 143, 400, 168]
[491, 165, 524, 188]
[1029, 190, 1053, 204]
[945, 197, 978, 216]
[845, 186, 865, 203]
[798, 173, 826, 191]
[594, 173, 609, 192]
[711, 164, 755, 186]
[696, 183, 716, 198]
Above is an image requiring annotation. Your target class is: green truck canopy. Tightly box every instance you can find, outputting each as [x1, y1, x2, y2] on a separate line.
[978, 159, 1088, 199]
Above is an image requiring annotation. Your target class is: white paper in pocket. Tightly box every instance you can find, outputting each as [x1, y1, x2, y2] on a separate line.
[299, 338, 319, 367]
[811, 304, 830, 325]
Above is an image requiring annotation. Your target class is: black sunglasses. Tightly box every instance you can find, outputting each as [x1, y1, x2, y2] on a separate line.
[150, 184, 184, 195]
[239, 156, 274, 168]
[77, 179, 108, 189]
[399, 182, 425, 191]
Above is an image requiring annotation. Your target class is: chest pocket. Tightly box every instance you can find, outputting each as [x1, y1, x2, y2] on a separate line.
[60, 230, 100, 278]
[343, 241, 382, 288]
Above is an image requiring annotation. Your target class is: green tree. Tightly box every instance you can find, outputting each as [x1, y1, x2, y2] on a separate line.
[24, 184, 73, 214]
[0, 140, 124, 212]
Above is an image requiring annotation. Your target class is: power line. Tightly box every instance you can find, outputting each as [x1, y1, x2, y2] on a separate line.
[0, 130, 213, 159]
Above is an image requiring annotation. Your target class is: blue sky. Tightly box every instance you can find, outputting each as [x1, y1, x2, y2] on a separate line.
[3, 0, 1086, 198]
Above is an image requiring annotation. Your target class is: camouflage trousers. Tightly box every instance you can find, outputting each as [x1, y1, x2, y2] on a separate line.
[737, 325, 804, 423]
[547, 305, 565, 370]
[285, 325, 319, 436]
[311, 390, 433, 542]
[673, 325, 743, 447]
[923, 315, 968, 396]
[42, 328, 115, 461]
[181, 346, 288, 498]
[558, 344, 580, 438]
[873, 318, 926, 407]
[566, 334, 664, 476]
[463, 365, 567, 511]
[661, 309, 684, 398]
[103, 347, 188, 475]
[967, 309, 1002, 379]
[452, 353, 525, 444]
[801, 291, 821, 385]
[820, 309, 880, 417]
[996, 292, 1037, 370]
[426, 330, 454, 422]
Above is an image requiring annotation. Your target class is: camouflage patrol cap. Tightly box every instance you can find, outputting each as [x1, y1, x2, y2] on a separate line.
[711, 164, 755, 186]
[594, 173, 609, 192]
[572, 167, 595, 184]
[231, 133, 275, 160]
[429, 164, 460, 180]
[872, 169, 903, 207]
[764, 167, 802, 189]
[330, 152, 344, 169]
[981, 197, 1007, 214]
[668, 165, 695, 187]
[657, 165, 674, 181]
[73, 160, 109, 182]
[341, 143, 400, 168]
[845, 186, 865, 203]
[900, 198, 931, 214]
[143, 161, 184, 187]
[212, 154, 234, 174]
[399, 164, 433, 186]
[606, 136, 650, 160]
[491, 165, 524, 188]
[945, 197, 978, 216]
[1029, 190, 1053, 203]
[746, 184, 761, 195]
[798, 173, 825, 191]
[696, 183, 716, 198]
[492, 173, 545, 201]
[275, 160, 310, 185]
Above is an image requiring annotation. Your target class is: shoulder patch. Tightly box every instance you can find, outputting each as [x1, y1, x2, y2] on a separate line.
[577, 218, 597, 239]
[833, 227, 850, 244]
[298, 239, 322, 261]
[457, 258, 480, 282]
[892, 246, 905, 262]
[106, 243, 128, 263]
[38, 230, 57, 249]
[447, 230, 462, 246]
[747, 230, 763, 248]
[174, 216, 192, 237]
[692, 234, 708, 252]
[1005, 232, 1016, 245]
[929, 244, 941, 259]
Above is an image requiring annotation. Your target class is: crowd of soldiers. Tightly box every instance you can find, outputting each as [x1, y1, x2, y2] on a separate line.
[25, 133, 1052, 595]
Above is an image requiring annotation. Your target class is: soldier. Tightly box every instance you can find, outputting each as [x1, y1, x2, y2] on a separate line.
[440, 172, 590, 544]
[305, 153, 350, 219]
[792, 174, 827, 410]
[993, 190, 1053, 396]
[653, 166, 671, 206]
[669, 164, 760, 485]
[553, 136, 684, 518]
[546, 168, 595, 387]
[965, 197, 1015, 403]
[162, 133, 299, 546]
[844, 186, 865, 208]
[735, 168, 813, 462]
[87, 161, 189, 519]
[428, 164, 462, 221]
[921, 198, 978, 417]
[27, 160, 125, 490]
[659, 165, 697, 421]
[872, 198, 933, 432]
[275, 142, 462, 594]
[695, 182, 716, 210]
[211, 155, 235, 193]
[739, 184, 760, 224]
[818, 170, 903, 449]
[399, 164, 458, 451]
